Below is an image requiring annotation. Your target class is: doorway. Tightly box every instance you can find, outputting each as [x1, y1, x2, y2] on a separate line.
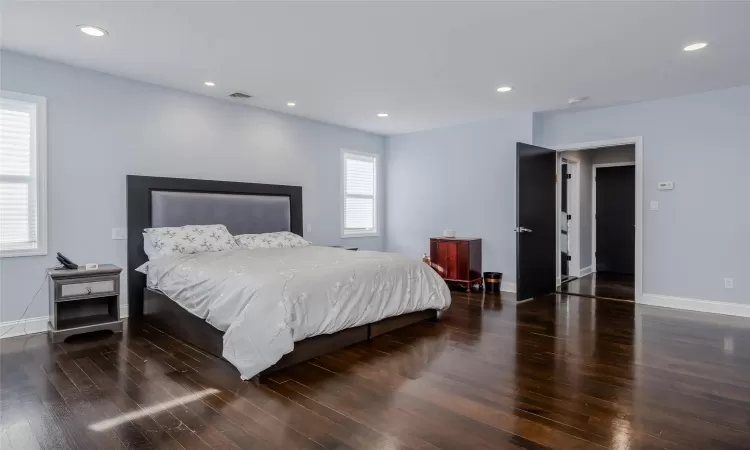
[555, 143, 639, 302]
[515, 138, 643, 304]
[594, 163, 635, 274]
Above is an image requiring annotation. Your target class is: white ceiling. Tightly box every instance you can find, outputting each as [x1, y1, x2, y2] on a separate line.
[2, 1, 749, 135]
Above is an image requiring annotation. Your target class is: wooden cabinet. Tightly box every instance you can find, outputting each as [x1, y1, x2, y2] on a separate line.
[429, 238, 482, 291]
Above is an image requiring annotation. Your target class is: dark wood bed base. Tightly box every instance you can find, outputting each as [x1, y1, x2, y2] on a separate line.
[127, 175, 439, 379]
[143, 288, 438, 375]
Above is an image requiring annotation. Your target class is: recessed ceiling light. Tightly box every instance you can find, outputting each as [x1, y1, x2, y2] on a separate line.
[496, 86, 513, 93]
[377, 113, 389, 118]
[683, 42, 707, 52]
[77, 25, 107, 37]
[287, 102, 296, 107]
[568, 96, 589, 105]
[204, 81, 216, 87]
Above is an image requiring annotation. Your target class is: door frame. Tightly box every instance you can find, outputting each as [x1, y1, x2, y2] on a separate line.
[551, 137, 643, 303]
[556, 156, 580, 284]
[592, 162, 636, 274]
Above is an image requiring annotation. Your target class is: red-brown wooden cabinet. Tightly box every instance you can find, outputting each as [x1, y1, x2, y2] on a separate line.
[429, 238, 482, 291]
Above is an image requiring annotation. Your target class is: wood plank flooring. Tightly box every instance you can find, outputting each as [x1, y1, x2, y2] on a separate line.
[557, 273, 635, 301]
[3, 291, 750, 449]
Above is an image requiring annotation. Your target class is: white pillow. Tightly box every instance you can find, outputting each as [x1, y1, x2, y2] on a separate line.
[234, 231, 311, 249]
[143, 224, 237, 259]
[143, 232, 159, 260]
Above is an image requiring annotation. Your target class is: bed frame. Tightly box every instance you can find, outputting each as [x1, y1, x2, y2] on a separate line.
[126, 175, 437, 377]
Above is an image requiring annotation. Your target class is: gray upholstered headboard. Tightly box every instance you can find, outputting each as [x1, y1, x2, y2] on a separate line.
[151, 191, 291, 235]
[126, 175, 303, 317]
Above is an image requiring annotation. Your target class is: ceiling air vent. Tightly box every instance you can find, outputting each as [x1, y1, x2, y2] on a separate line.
[228, 92, 252, 99]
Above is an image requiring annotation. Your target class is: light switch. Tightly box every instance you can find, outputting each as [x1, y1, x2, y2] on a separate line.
[657, 181, 674, 190]
[306, 223, 312, 233]
[650, 201, 659, 211]
[111, 228, 127, 240]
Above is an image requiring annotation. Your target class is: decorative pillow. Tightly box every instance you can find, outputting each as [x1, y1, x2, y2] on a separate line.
[143, 224, 237, 259]
[234, 231, 312, 249]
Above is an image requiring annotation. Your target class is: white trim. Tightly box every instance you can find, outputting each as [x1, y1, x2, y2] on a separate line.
[0, 304, 129, 339]
[592, 162, 635, 273]
[552, 137, 643, 303]
[641, 294, 750, 319]
[501, 281, 517, 294]
[579, 265, 593, 277]
[0, 90, 48, 258]
[340, 149, 379, 238]
[0, 315, 48, 338]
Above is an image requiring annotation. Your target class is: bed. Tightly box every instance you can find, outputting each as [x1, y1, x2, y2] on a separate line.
[126, 175, 450, 380]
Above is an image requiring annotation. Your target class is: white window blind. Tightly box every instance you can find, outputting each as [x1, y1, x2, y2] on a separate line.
[0, 91, 46, 257]
[342, 151, 377, 237]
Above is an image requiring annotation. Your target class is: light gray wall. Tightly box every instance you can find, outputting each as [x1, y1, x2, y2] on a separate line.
[385, 114, 534, 288]
[0, 51, 385, 323]
[589, 145, 635, 165]
[541, 85, 750, 304]
[563, 145, 635, 270]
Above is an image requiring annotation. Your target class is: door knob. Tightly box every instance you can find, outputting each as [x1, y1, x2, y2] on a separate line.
[515, 227, 533, 233]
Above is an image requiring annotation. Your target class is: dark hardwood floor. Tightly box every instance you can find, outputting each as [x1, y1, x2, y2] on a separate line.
[3, 291, 750, 449]
[558, 273, 635, 301]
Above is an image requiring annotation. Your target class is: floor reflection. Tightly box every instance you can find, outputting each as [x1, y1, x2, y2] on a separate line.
[513, 294, 636, 449]
[558, 272, 635, 301]
[3, 290, 750, 449]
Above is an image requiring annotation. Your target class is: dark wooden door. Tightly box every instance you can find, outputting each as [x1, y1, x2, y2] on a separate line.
[595, 165, 635, 274]
[516, 143, 557, 301]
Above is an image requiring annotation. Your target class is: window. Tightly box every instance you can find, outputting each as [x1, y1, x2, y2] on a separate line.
[341, 150, 378, 237]
[0, 91, 47, 257]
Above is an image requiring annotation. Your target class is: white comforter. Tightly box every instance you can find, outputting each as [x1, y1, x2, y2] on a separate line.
[141, 246, 451, 379]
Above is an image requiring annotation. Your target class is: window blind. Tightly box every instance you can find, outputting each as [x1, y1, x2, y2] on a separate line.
[0, 97, 38, 252]
[343, 152, 377, 234]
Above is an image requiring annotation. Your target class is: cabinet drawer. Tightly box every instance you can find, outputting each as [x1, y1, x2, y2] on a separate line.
[60, 280, 116, 298]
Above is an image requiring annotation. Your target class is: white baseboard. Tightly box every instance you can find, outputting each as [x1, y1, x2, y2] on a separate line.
[579, 265, 593, 277]
[0, 316, 49, 339]
[501, 281, 517, 293]
[641, 294, 750, 318]
[0, 304, 129, 339]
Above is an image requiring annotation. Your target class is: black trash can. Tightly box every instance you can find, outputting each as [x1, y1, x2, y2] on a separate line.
[483, 272, 502, 293]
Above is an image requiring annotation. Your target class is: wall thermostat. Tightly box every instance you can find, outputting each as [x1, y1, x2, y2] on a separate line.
[657, 181, 674, 190]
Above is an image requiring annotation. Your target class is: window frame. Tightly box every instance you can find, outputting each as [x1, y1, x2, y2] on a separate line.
[340, 149, 379, 238]
[0, 90, 48, 258]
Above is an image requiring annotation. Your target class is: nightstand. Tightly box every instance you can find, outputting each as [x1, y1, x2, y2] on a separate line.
[47, 264, 123, 343]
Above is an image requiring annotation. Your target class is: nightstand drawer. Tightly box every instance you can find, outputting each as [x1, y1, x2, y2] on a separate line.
[60, 280, 116, 298]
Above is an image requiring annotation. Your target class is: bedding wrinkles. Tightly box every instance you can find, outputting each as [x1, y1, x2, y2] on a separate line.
[143, 246, 451, 379]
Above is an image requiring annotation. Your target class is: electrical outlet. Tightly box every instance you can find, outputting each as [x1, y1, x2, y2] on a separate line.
[724, 278, 734, 289]
[650, 200, 659, 211]
[111, 228, 127, 240]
